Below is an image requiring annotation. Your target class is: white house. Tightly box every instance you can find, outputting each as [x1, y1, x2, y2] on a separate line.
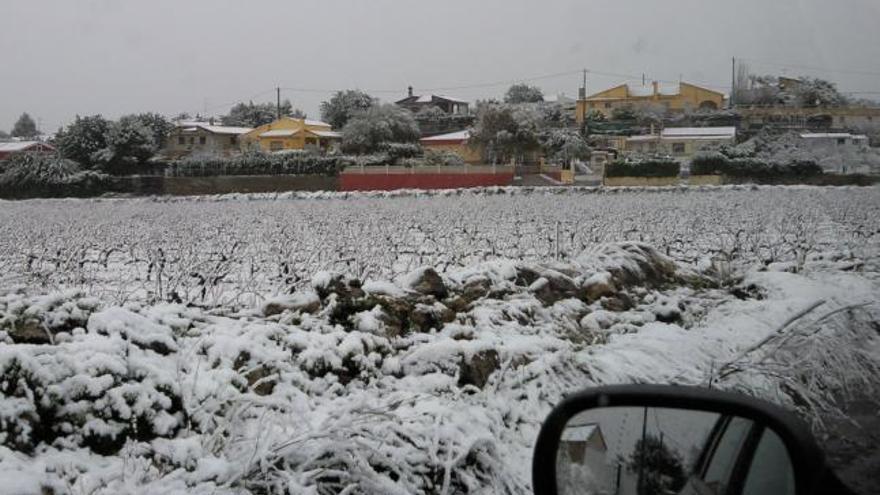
[623, 126, 737, 161]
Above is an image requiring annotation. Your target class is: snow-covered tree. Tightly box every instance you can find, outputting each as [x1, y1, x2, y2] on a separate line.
[504, 84, 544, 104]
[94, 118, 157, 168]
[469, 103, 542, 163]
[0, 129, 9, 140]
[540, 128, 590, 165]
[625, 434, 687, 495]
[341, 104, 420, 154]
[55, 115, 111, 167]
[222, 100, 301, 127]
[610, 105, 637, 121]
[11, 113, 38, 138]
[736, 75, 849, 108]
[320, 90, 377, 129]
[792, 77, 849, 107]
[121, 113, 173, 149]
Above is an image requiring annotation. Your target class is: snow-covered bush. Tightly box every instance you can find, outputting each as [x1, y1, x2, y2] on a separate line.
[0, 305, 185, 454]
[167, 149, 348, 177]
[540, 128, 590, 165]
[0, 153, 111, 198]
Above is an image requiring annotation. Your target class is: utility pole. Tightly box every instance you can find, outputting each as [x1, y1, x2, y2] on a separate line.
[730, 57, 736, 109]
[637, 406, 648, 494]
[276, 87, 282, 120]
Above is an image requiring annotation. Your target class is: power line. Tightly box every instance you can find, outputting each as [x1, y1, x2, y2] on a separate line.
[191, 64, 743, 116]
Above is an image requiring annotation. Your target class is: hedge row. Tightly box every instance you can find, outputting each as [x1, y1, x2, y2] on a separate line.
[166, 150, 349, 177]
[690, 154, 823, 178]
[605, 159, 680, 178]
[166, 147, 471, 177]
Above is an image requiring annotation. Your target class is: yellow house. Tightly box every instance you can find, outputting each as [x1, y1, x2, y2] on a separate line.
[241, 117, 342, 152]
[576, 81, 726, 123]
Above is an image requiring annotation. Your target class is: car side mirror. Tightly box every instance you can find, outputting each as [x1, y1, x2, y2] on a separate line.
[532, 385, 853, 495]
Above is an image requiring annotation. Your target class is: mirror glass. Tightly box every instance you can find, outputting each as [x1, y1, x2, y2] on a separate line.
[556, 406, 795, 495]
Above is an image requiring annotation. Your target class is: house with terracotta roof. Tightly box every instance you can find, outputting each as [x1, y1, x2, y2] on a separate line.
[0, 141, 56, 161]
[165, 121, 253, 158]
[241, 117, 341, 152]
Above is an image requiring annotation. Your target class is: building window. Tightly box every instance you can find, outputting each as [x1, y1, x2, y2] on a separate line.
[177, 136, 185, 145]
[604, 103, 612, 109]
[837, 138, 846, 145]
[672, 142, 686, 154]
[199, 136, 206, 145]
[229, 136, 237, 145]
[270, 140, 283, 151]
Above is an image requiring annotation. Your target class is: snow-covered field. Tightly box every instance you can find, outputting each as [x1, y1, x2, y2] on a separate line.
[1, 186, 879, 494]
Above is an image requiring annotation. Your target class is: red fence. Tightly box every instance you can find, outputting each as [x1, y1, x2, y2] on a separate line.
[340, 166, 515, 191]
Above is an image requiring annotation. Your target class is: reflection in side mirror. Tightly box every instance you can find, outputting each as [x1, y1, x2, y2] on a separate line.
[533, 385, 852, 495]
[556, 407, 795, 495]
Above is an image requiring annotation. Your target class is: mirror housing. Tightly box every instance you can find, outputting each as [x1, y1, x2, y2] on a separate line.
[533, 385, 846, 495]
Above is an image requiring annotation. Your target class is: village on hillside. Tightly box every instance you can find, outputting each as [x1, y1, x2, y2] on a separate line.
[1, 69, 879, 197]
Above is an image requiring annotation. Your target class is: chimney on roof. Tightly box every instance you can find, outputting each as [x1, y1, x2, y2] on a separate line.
[652, 80, 659, 95]
[408, 86, 413, 98]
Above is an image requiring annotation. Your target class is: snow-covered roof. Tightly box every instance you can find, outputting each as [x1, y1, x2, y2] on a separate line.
[626, 83, 681, 97]
[800, 132, 868, 140]
[176, 122, 252, 135]
[304, 119, 332, 128]
[561, 424, 601, 443]
[544, 94, 575, 104]
[0, 141, 54, 152]
[200, 125, 253, 135]
[260, 129, 298, 138]
[626, 135, 659, 142]
[411, 94, 469, 104]
[420, 130, 471, 142]
[661, 127, 736, 138]
[310, 130, 342, 139]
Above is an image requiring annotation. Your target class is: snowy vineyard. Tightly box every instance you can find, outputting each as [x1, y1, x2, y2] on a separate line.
[0, 186, 879, 494]
[1, 186, 877, 309]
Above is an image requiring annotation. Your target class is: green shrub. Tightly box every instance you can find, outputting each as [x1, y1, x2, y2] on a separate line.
[606, 159, 680, 177]
[690, 153, 823, 179]
[690, 153, 729, 175]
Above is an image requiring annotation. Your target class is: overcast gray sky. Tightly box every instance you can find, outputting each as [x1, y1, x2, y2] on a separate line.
[2, 0, 878, 132]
